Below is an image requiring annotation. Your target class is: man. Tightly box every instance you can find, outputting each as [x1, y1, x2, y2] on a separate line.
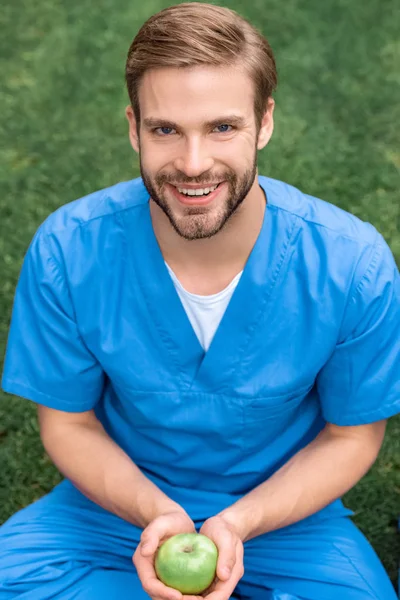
[1, 2, 399, 599]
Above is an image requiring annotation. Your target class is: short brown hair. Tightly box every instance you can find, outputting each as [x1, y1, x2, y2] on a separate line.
[125, 2, 278, 135]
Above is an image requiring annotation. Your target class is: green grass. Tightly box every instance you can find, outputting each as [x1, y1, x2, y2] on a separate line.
[1, 0, 399, 588]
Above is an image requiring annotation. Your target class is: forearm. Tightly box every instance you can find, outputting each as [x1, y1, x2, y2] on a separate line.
[220, 421, 386, 542]
[41, 419, 186, 527]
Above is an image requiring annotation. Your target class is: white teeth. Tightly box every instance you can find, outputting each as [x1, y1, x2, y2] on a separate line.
[177, 184, 218, 196]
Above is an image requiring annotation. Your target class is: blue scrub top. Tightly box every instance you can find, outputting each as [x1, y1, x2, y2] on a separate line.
[2, 176, 400, 522]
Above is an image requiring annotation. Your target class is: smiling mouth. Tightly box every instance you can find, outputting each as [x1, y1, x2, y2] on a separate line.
[169, 181, 225, 205]
[172, 182, 223, 192]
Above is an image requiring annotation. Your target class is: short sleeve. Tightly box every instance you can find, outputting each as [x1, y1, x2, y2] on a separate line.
[1, 226, 105, 412]
[316, 234, 400, 425]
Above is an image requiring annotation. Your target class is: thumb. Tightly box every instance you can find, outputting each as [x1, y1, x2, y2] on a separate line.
[140, 526, 161, 556]
[215, 534, 236, 581]
[140, 540, 156, 556]
[140, 513, 193, 556]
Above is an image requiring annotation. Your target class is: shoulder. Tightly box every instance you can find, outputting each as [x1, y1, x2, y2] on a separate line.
[260, 175, 378, 246]
[39, 177, 147, 236]
[260, 175, 386, 292]
[29, 177, 148, 265]
[259, 175, 399, 341]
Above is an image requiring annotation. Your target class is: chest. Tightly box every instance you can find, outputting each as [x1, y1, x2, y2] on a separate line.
[72, 263, 339, 402]
[67, 204, 348, 398]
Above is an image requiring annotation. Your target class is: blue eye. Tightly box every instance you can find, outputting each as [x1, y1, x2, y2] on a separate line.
[155, 127, 175, 136]
[215, 124, 232, 133]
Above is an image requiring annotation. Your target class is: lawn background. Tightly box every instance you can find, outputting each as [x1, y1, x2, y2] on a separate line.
[0, 0, 399, 589]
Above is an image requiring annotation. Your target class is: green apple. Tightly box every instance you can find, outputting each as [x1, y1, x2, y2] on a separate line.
[155, 532, 218, 595]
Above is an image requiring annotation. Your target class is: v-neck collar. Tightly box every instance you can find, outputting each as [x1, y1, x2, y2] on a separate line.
[123, 176, 298, 392]
[164, 261, 244, 304]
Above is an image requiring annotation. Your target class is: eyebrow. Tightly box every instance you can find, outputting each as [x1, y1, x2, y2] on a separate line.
[143, 115, 246, 130]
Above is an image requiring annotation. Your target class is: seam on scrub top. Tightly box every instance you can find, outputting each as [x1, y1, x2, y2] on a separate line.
[231, 213, 299, 388]
[117, 209, 186, 383]
[115, 209, 188, 383]
[335, 243, 380, 344]
[2, 378, 98, 408]
[41, 231, 98, 359]
[43, 192, 145, 235]
[331, 542, 380, 599]
[337, 239, 383, 343]
[349, 239, 382, 301]
[326, 397, 400, 423]
[268, 192, 378, 246]
[110, 380, 314, 400]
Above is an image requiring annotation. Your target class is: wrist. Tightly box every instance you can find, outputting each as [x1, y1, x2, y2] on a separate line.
[218, 501, 262, 543]
[136, 479, 188, 527]
[152, 497, 189, 524]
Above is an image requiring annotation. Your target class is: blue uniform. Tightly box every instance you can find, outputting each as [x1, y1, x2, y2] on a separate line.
[1, 175, 399, 599]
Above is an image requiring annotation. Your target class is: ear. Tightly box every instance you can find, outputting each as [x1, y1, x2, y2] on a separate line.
[257, 97, 275, 150]
[125, 105, 140, 153]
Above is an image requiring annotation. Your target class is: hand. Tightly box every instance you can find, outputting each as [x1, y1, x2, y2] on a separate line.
[198, 515, 245, 600]
[133, 510, 200, 600]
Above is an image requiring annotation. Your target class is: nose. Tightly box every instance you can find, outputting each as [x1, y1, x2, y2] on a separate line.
[173, 136, 214, 178]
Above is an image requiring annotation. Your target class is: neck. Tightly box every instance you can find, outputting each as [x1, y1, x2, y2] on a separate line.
[149, 180, 266, 273]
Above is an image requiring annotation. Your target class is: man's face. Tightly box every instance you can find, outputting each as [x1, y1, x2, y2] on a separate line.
[126, 65, 274, 240]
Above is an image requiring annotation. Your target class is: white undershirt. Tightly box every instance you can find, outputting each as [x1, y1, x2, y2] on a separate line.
[165, 261, 244, 352]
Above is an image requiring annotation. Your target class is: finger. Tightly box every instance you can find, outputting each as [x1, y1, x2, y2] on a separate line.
[140, 530, 161, 557]
[140, 515, 195, 556]
[203, 543, 244, 600]
[140, 525, 165, 557]
[144, 576, 182, 600]
[140, 539, 156, 557]
[134, 551, 182, 600]
[201, 577, 236, 600]
[200, 579, 217, 596]
[214, 530, 236, 581]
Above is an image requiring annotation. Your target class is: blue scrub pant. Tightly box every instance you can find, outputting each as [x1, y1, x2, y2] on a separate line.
[0, 483, 397, 600]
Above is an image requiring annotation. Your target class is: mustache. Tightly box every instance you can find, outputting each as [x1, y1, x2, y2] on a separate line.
[159, 177, 234, 186]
